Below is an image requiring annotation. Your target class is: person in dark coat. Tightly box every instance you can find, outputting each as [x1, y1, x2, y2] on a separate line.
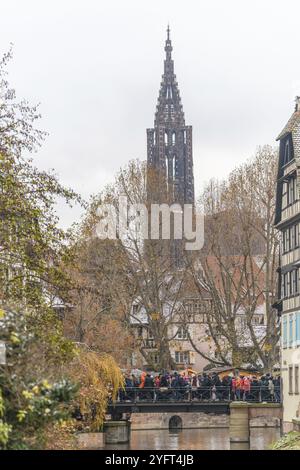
[124, 376, 133, 401]
[200, 373, 211, 400]
[171, 372, 180, 400]
[260, 375, 269, 402]
[211, 373, 222, 400]
[273, 376, 281, 403]
[144, 373, 154, 400]
[250, 376, 260, 402]
[160, 374, 169, 387]
[157, 374, 171, 401]
[177, 374, 188, 400]
[221, 375, 232, 400]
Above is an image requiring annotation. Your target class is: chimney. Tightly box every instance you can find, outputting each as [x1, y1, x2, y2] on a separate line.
[295, 96, 300, 112]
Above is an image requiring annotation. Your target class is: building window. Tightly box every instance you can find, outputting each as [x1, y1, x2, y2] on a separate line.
[291, 270, 299, 295]
[283, 316, 287, 349]
[165, 131, 168, 145]
[291, 226, 295, 250]
[282, 270, 299, 298]
[282, 224, 300, 253]
[284, 140, 290, 165]
[132, 304, 139, 315]
[282, 229, 289, 252]
[289, 366, 293, 394]
[194, 300, 209, 323]
[187, 303, 192, 314]
[295, 366, 299, 394]
[143, 329, 155, 348]
[252, 316, 261, 326]
[176, 325, 188, 339]
[282, 182, 288, 209]
[283, 177, 297, 209]
[137, 326, 143, 338]
[283, 272, 290, 298]
[287, 177, 297, 206]
[175, 351, 189, 364]
[293, 224, 298, 248]
[289, 314, 294, 348]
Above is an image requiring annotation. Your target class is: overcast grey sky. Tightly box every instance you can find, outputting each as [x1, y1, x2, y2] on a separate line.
[1, 0, 300, 227]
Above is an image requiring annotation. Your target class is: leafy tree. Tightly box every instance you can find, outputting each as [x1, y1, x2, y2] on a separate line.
[0, 48, 81, 308]
[0, 47, 45, 158]
[0, 307, 77, 449]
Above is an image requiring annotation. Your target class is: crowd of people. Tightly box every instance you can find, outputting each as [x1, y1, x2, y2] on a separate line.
[119, 371, 281, 403]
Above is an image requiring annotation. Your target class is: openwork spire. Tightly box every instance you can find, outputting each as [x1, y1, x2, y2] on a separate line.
[154, 26, 185, 127]
[147, 28, 194, 209]
[165, 24, 172, 63]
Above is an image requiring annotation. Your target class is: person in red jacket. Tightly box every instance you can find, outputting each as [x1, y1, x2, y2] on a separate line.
[139, 372, 146, 388]
[154, 375, 160, 388]
[232, 376, 242, 400]
[242, 376, 251, 401]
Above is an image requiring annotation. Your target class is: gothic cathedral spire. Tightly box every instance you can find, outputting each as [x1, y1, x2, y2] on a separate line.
[147, 26, 194, 205]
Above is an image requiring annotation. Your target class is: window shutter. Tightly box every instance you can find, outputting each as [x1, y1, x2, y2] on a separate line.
[296, 312, 300, 346]
[289, 314, 294, 348]
[283, 316, 287, 349]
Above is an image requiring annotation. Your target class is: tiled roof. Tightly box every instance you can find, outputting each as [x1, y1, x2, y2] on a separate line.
[277, 101, 300, 163]
[276, 109, 300, 140]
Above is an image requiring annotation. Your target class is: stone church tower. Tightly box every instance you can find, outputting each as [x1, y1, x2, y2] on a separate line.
[147, 27, 194, 205]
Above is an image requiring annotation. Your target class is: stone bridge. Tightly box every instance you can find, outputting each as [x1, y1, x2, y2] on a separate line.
[104, 402, 282, 445]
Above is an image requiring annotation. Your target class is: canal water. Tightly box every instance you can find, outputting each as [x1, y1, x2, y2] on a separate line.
[105, 428, 280, 450]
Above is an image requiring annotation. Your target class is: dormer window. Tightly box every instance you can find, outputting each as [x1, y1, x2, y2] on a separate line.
[132, 304, 139, 315]
[283, 136, 294, 166]
[284, 140, 290, 165]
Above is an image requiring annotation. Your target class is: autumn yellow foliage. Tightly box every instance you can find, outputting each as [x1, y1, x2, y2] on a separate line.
[69, 350, 124, 431]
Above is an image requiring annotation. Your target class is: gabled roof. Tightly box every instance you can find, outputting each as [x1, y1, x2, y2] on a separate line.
[276, 98, 300, 163]
[276, 109, 300, 141]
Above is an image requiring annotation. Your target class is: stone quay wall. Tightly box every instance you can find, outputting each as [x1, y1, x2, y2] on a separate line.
[130, 412, 229, 430]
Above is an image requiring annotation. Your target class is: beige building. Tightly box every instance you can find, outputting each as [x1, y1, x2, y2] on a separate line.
[130, 296, 215, 372]
[275, 97, 300, 431]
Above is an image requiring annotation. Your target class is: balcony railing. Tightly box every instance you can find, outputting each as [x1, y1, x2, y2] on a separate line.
[116, 386, 281, 404]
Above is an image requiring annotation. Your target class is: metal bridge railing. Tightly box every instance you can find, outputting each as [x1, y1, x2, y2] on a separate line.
[116, 386, 281, 404]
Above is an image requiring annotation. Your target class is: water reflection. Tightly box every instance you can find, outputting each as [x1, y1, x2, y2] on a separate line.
[105, 428, 280, 451]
